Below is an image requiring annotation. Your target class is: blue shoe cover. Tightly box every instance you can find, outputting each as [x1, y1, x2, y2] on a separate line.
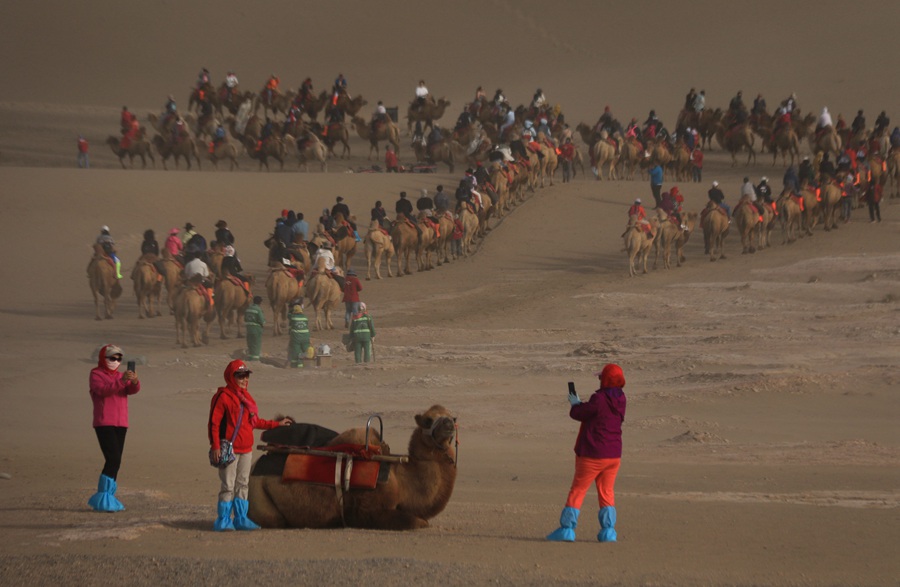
[546, 506, 579, 542]
[354, 231, 362, 242]
[213, 500, 235, 531]
[88, 474, 125, 512]
[598, 506, 617, 542]
[232, 498, 260, 531]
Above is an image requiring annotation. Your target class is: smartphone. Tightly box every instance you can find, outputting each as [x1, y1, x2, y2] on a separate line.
[567, 381, 576, 395]
[127, 360, 136, 372]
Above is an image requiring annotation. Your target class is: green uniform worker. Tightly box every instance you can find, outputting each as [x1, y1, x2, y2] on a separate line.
[349, 302, 375, 363]
[244, 296, 266, 361]
[288, 304, 310, 368]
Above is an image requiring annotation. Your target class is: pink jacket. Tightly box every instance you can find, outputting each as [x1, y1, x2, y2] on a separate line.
[165, 234, 183, 257]
[89, 345, 140, 427]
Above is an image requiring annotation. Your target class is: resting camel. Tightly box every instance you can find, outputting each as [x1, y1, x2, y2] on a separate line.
[364, 220, 395, 280]
[732, 199, 761, 254]
[248, 404, 458, 530]
[809, 127, 842, 159]
[266, 266, 302, 336]
[652, 212, 696, 270]
[590, 138, 618, 180]
[819, 182, 842, 231]
[207, 140, 239, 171]
[406, 98, 451, 134]
[131, 254, 162, 318]
[623, 216, 659, 276]
[777, 189, 803, 244]
[174, 286, 215, 348]
[151, 135, 202, 171]
[700, 201, 730, 261]
[715, 124, 757, 166]
[215, 277, 252, 339]
[351, 116, 400, 160]
[87, 244, 122, 320]
[305, 258, 343, 330]
[391, 218, 418, 276]
[106, 136, 154, 169]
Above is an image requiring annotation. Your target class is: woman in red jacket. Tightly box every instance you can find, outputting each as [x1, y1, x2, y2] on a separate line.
[88, 344, 140, 512]
[547, 363, 626, 543]
[208, 359, 292, 531]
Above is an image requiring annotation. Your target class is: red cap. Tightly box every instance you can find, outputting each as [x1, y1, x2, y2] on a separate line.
[593, 363, 625, 388]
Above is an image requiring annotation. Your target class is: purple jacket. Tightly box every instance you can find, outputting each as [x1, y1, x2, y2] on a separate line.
[570, 387, 626, 459]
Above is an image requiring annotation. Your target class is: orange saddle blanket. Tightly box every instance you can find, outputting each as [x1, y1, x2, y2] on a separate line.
[282, 443, 386, 490]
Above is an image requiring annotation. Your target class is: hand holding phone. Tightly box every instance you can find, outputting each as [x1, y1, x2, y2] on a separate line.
[567, 381, 576, 395]
[127, 360, 136, 373]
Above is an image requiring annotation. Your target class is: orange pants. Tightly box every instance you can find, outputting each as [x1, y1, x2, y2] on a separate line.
[564, 456, 620, 509]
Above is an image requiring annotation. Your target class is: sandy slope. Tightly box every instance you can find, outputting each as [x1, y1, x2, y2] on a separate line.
[1, 1, 899, 585]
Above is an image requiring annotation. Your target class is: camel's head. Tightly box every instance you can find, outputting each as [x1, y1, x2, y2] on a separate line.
[414, 405, 457, 451]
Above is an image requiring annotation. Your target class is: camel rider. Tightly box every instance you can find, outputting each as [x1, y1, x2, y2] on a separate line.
[331, 196, 360, 241]
[874, 111, 890, 136]
[890, 127, 900, 150]
[197, 67, 210, 89]
[434, 185, 451, 213]
[243, 296, 265, 362]
[692, 90, 706, 113]
[184, 256, 213, 308]
[283, 104, 301, 134]
[319, 208, 335, 233]
[819, 152, 836, 181]
[708, 181, 730, 217]
[182, 222, 197, 245]
[799, 156, 815, 187]
[96, 226, 123, 279]
[755, 176, 774, 205]
[141, 229, 159, 256]
[221, 246, 248, 285]
[817, 107, 833, 134]
[426, 125, 443, 151]
[643, 111, 661, 138]
[417, 189, 435, 219]
[536, 118, 552, 140]
[626, 199, 654, 238]
[225, 71, 239, 96]
[729, 91, 745, 116]
[752, 94, 767, 116]
[332, 73, 348, 105]
[213, 122, 226, 145]
[162, 95, 177, 126]
[349, 303, 375, 364]
[532, 88, 546, 110]
[784, 93, 798, 115]
[371, 101, 388, 134]
[259, 117, 274, 149]
[327, 107, 345, 126]
[455, 179, 475, 214]
[454, 111, 472, 133]
[783, 165, 800, 195]
[298, 78, 313, 105]
[493, 88, 506, 107]
[625, 117, 641, 142]
[265, 74, 280, 105]
[851, 110, 866, 135]
[597, 106, 614, 134]
[499, 107, 516, 139]
[199, 97, 213, 123]
[287, 302, 310, 368]
[214, 220, 234, 248]
[684, 88, 696, 112]
[313, 241, 336, 273]
[371, 201, 389, 230]
[414, 80, 429, 110]
[120, 106, 136, 135]
[171, 117, 187, 147]
[412, 120, 426, 146]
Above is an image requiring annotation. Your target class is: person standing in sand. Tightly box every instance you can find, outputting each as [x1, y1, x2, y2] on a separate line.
[77, 135, 89, 168]
[547, 364, 626, 543]
[87, 344, 140, 512]
[208, 360, 292, 531]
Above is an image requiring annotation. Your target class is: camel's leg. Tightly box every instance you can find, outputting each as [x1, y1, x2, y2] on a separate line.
[218, 309, 229, 339]
[93, 289, 102, 321]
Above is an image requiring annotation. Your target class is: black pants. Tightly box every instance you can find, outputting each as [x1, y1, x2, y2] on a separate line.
[95, 426, 127, 480]
[867, 200, 881, 222]
[651, 184, 662, 208]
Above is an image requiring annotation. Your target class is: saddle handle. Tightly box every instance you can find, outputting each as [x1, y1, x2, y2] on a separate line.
[365, 414, 383, 449]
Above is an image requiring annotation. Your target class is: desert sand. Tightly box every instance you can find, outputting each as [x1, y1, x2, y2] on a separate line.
[1, 1, 899, 585]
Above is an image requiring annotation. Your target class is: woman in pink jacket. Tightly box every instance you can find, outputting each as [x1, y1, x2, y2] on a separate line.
[208, 359, 292, 531]
[88, 344, 140, 512]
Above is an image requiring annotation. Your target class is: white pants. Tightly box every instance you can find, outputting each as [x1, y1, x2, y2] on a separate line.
[218, 452, 253, 502]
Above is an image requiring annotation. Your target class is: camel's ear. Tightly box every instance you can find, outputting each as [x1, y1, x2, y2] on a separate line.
[415, 413, 432, 429]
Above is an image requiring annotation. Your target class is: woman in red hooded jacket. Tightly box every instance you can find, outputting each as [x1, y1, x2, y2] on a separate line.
[547, 363, 627, 543]
[208, 359, 292, 531]
[88, 344, 140, 512]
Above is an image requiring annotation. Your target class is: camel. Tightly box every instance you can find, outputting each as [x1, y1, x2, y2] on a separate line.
[670, 141, 692, 182]
[256, 89, 294, 118]
[590, 138, 618, 180]
[318, 121, 351, 159]
[248, 405, 457, 529]
[330, 214, 358, 273]
[300, 91, 331, 121]
[798, 185, 820, 235]
[305, 259, 343, 330]
[326, 93, 367, 118]
[87, 245, 122, 320]
[351, 116, 400, 160]
[652, 212, 696, 270]
[756, 201, 777, 250]
[458, 206, 479, 258]
[617, 138, 643, 180]
[434, 212, 455, 266]
[887, 150, 900, 199]
[487, 162, 511, 219]
[207, 140, 240, 171]
[809, 127, 842, 159]
[698, 108, 723, 150]
[391, 218, 418, 276]
[415, 218, 436, 272]
[216, 85, 254, 116]
[158, 257, 184, 313]
[771, 128, 801, 166]
[819, 182, 843, 231]
[777, 189, 803, 244]
[131, 254, 162, 318]
[151, 135, 202, 171]
[174, 285, 215, 348]
[106, 136, 154, 169]
[215, 277, 252, 339]
[242, 137, 285, 171]
[536, 137, 559, 187]
[266, 266, 302, 336]
[364, 220, 395, 280]
[623, 217, 659, 276]
[700, 201, 730, 261]
[227, 113, 262, 142]
[732, 198, 761, 254]
[715, 124, 757, 166]
[423, 139, 455, 172]
[286, 133, 328, 172]
[406, 98, 451, 134]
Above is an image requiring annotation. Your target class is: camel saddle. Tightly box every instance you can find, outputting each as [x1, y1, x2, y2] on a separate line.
[423, 217, 440, 238]
[789, 193, 806, 211]
[226, 275, 250, 295]
[282, 443, 390, 490]
[700, 205, 728, 222]
[195, 284, 214, 309]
